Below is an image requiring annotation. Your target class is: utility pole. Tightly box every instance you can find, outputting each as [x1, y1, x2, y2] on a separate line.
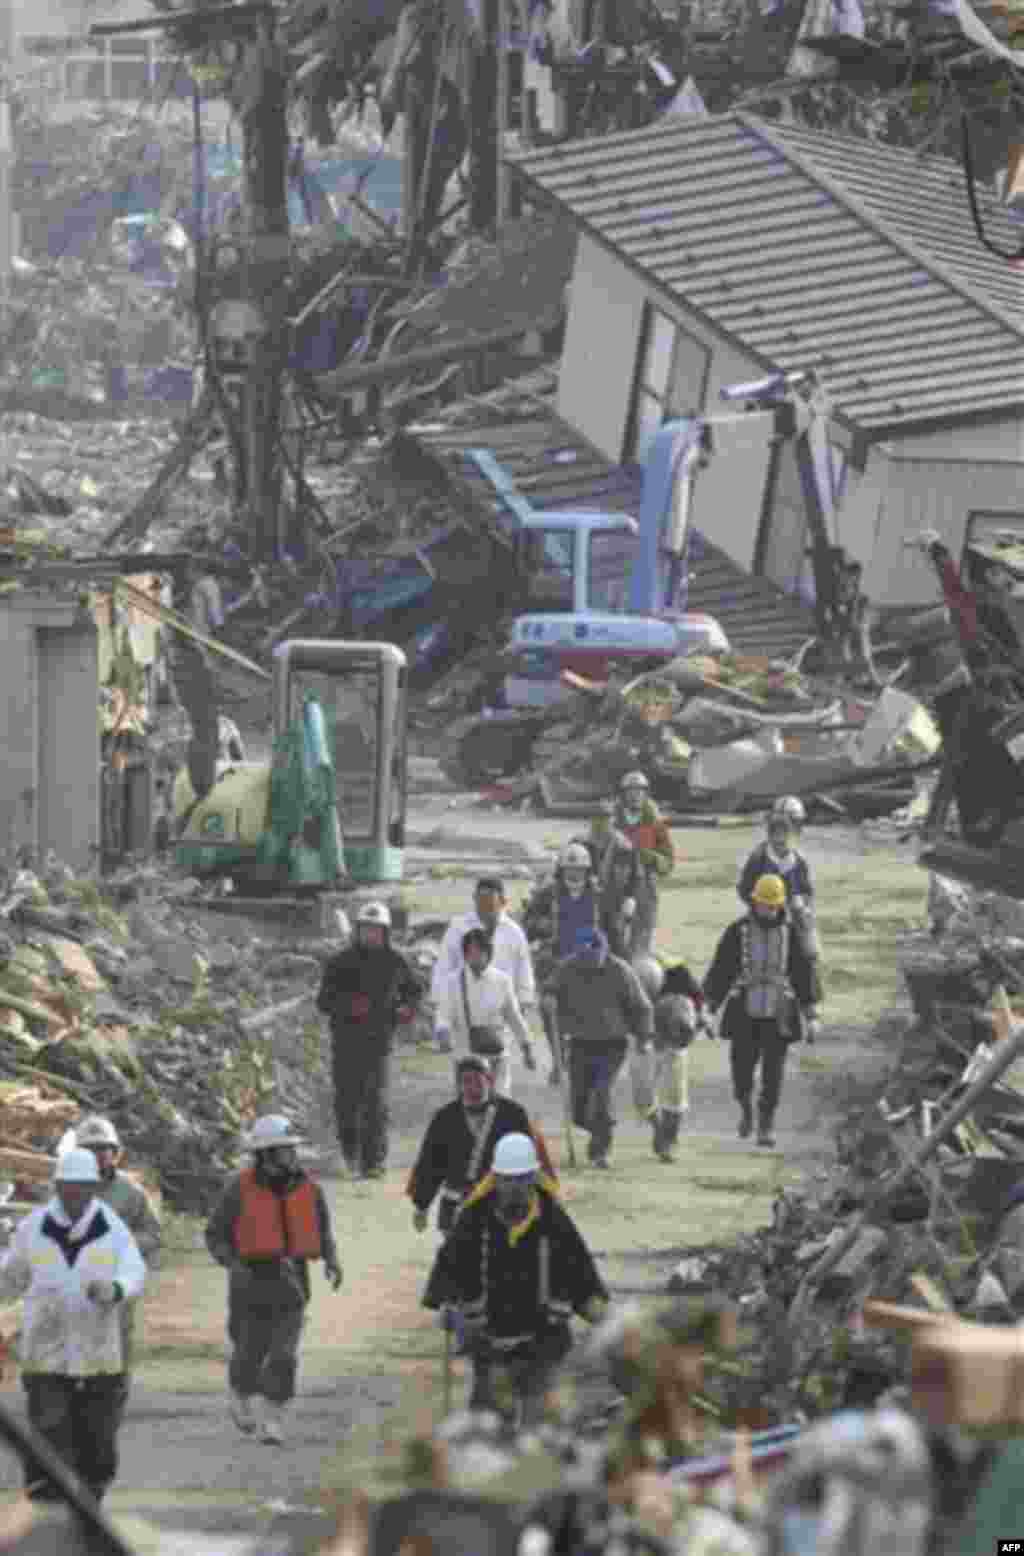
[239, 5, 290, 559]
[0, 0, 14, 312]
[469, 0, 500, 233]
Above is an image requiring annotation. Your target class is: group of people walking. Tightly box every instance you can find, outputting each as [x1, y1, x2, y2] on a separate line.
[0, 774, 826, 1503]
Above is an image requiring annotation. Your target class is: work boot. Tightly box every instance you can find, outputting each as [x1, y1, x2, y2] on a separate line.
[229, 1391, 257, 1436]
[658, 1109, 683, 1162]
[260, 1402, 286, 1445]
[650, 1109, 666, 1160]
[738, 1100, 753, 1139]
[756, 1111, 776, 1148]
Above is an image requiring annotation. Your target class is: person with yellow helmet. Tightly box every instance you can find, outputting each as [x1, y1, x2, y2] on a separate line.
[702, 873, 823, 1147]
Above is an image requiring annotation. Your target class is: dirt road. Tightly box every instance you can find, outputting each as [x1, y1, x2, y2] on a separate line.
[0, 798, 911, 1540]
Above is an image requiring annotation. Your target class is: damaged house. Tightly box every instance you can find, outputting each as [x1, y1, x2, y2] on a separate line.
[508, 111, 1024, 617]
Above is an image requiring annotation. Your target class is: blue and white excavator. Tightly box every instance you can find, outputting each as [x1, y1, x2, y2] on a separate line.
[440, 369, 836, 786]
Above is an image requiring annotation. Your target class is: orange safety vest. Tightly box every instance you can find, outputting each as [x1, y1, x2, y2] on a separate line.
[235, 1169, 322, 1260]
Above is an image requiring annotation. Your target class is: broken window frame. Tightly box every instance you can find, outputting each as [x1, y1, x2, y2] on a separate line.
[625, 304, 711, 464]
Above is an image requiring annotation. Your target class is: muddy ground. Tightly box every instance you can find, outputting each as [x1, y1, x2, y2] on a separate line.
[0, 793, 921, 1542]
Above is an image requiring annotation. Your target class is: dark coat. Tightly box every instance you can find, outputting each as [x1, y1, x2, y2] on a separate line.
[703, 914, 822, 1042]
[406, 1096, 555, 1229]
[423, 1184, 606, 1342]
[316, 943, 422, 1047]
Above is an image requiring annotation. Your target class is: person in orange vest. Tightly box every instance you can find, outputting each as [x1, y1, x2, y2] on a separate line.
[205, 1114, 342, 1446]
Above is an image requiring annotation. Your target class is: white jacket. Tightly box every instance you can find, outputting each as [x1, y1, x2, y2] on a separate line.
[0, 1196, 146, 1375]
[430, 912, 537, 1018]
[440, 963, 532, 1050]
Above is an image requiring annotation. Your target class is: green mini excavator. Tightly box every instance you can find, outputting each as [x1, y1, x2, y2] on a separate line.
[172, 640, 407, 891]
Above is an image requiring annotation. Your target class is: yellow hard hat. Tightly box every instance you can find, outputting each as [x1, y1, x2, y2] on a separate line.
[751, 873, 787, 908]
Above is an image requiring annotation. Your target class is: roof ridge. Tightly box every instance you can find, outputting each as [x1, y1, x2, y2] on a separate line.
[735, 111, 1024, 342]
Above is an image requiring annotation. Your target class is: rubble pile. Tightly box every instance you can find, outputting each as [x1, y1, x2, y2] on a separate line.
[0, 859, 345, 1213]
[456, 652, 939, 821]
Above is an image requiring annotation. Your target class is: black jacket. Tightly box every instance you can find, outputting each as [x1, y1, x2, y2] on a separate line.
[406, 1096, 552, 1225]
[703, 913, 822, 1035]
[316, 943, 422, 1043]
[423, 1183, 606, 1342]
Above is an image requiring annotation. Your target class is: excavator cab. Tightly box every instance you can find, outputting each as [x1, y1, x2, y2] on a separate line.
[175, 641, 407, 889]
[273, 640, 407, 885]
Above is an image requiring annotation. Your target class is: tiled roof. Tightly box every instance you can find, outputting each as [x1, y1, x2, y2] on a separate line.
[510, 113, 1024, 432]
[408, 368, 816, 658]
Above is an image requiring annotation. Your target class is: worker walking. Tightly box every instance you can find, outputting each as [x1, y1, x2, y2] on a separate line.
[422, 1133, 608, 1426]
[547, 928, 654, 1169]
[316, 900, 423, 1178]
[432, 879, 536, 1054]
[205, 1115, 342, 1446]
[436, 929, 536, 1095]
[72, 1115, 162, 1422]
[597, 826, 648, 960]
[604, 772, 674, 956]
[0, 1148, 145, 1507]
[738, 796, 819, 961]
[407, 1055, 556, 1236]
[633, 957, 706, 1164]
[703, 874, 823, 1148]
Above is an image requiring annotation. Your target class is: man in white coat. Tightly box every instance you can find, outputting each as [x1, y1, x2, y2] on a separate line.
[0, 1147, 146, 1506]
[438, 929, 536, 1095]
[432, 878, 537, 1060]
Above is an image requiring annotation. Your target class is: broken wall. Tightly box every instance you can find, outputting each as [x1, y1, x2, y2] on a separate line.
[0, 593, 100, 870]
[857, 441, 1024, 607]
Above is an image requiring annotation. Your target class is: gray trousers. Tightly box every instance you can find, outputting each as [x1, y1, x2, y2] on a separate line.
[228, 1294, 306, 1404]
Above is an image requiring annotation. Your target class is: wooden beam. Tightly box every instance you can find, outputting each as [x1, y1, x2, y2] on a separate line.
[314, 323, 532, 398]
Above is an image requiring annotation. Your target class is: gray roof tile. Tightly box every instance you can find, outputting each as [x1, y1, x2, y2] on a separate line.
[512, 113, 1024, 431]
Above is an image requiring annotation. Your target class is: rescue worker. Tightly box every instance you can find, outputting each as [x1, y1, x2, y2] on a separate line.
[703, 874, 823, 1148]
[205, 1114, 342, 1446]
[535, 842, 601, 1076]
[738, 796, 819, 960]
[72, 1116, 162, 1420]
[597, 827, 647, 960]
[423, 1133, 608, 1426]
[0, 1147, 145, 1507]
[633, 956, 707, 1164]
[605, 772, 674, 956]
[548, 928, 654, 1169]
[437, 928, 536, 1096]
[432, 879, 537, 1054]
[549, 843, 601, 962]
[407, 1055, 556, 1236]
[913, 528, 1021, 670]
[316, 900, 423, 1178]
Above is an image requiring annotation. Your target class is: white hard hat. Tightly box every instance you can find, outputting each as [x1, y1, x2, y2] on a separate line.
[771, 795, 806, 825]
[632, 954, 666, 1001]
[55, 1147, 101, 1184]
[74, 1115, 120, 1149]
[243, 1114, 306, 1151]
[492, 1132, 539, 1176]
[561, 842, 591, 870]
[620, 771, 649, 792]
[356, 900, 391, 929]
